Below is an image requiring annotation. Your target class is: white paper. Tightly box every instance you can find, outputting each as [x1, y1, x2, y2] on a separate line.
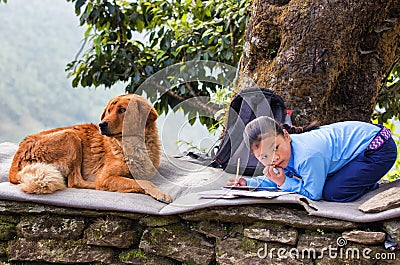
[199, 189, 293, 199]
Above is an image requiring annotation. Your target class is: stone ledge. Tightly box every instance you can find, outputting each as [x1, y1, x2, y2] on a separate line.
[0, 200, 398, 264]
[180, 205, 358, 230]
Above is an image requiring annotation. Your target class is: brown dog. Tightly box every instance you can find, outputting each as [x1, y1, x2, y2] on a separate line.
[8, 94, 173, 203]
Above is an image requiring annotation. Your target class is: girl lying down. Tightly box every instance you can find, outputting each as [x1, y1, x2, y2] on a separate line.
[227, 117, 397, 202]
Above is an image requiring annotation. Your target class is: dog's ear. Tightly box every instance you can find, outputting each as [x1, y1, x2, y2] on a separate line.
[101, 96, 119, 121]
[135, 97, 158, 126]
[146, 107, 158, 126]
[100, 106, 108, 121]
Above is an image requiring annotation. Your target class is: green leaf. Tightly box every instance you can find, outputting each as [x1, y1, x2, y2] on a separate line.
[155, 51, 167, 62]
[160, 32, 171, 50]
[181, 13, 188, 24]
[75, 0, 86, 11]
[136, 19, 145, 32]
[84, 25, 92, 38]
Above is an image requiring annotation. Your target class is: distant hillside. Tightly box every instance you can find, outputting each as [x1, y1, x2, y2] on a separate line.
[0, 0, 124, 143]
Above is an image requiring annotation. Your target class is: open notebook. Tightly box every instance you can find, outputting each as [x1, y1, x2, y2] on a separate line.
[199, 187, 293, 199]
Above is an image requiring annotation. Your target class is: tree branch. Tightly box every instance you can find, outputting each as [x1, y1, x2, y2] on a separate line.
[148, 80, 221, 116]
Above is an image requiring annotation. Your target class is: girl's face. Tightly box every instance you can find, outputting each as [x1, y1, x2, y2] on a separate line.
[252, 130, 292, 169]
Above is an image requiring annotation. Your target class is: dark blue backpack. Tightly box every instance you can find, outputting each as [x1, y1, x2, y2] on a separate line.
[212, 87, 287, 176]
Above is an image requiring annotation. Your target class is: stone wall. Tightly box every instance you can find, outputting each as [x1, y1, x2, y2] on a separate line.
[0, 200, 398, 264]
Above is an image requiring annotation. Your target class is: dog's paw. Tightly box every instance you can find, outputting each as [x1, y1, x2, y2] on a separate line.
[148, 188, 173, 203]
[136, 180, 173, 203]
[156, 192, 173, 204]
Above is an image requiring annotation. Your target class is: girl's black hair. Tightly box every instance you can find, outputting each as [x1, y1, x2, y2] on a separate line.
[244, 116, 319, 152]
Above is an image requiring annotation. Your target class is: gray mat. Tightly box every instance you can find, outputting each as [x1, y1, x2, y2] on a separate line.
[1, 142, 400, 222]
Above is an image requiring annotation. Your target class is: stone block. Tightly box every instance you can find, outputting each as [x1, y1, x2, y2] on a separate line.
[383, 220, 400, 243]
[139, 223, 214, 265]
[216, 236, 265, 265]
[342, 230, 386, 245]
[181, 205, 357, 231]
[297, 232, 341, 255]
[17, 215, 85, 240]
[8, 238, 114, 264]
[0, 214, 19, 224]
[0, 242, 7, 257]
[84, 217, 138, 248]
[244, 222, 298, 245]
[0, 220, 16, 241]
[119, 249, 176, 264]
[193, 221, 231, 239]
[359, 187, 400, 213]
[139, 215, 180, 227]
[216, 236, 312, 265]
[0, 200, 143, 219]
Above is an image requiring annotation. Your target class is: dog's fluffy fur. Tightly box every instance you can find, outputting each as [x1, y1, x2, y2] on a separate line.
[8, 94, 172, 203]
[17, 163, 65, 194]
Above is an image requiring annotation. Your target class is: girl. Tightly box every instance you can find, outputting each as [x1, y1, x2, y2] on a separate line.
[227, 117, 397, 202]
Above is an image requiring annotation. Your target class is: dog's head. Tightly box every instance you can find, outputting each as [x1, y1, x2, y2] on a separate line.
[99, 94, 158, 137]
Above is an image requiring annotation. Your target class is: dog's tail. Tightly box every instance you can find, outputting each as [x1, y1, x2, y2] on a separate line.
[17, 163, 66, 194]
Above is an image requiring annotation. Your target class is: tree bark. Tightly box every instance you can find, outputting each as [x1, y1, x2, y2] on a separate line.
[239, 0, 400, 125]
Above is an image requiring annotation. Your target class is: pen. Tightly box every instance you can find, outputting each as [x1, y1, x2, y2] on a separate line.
[266, 164, 282, 175]
[235, 157, 240, 186]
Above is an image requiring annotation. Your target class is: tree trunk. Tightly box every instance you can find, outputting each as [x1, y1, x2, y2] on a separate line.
[239, 0, 400, 125]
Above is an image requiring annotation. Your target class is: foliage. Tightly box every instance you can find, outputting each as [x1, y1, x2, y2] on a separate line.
[176, 139, 207, 154]
[373, 57, 400, 182]
[380, 120, 400, 181]
[209, 86, 234, 133]
[374, 57, 400, 124]
[65, 0, 251, 124]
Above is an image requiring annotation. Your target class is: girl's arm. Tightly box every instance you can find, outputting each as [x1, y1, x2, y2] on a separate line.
[245, 175, 278, 188]
[227, 175, 278, 189]
[279, 156, 328, 200]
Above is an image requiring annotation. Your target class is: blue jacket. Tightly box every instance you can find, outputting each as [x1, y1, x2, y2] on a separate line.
[245, 121, 380, 200]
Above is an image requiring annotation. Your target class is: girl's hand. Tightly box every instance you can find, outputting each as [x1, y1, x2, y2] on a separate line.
[263, 166, 286, 186]
[227, 177, 247, 187]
